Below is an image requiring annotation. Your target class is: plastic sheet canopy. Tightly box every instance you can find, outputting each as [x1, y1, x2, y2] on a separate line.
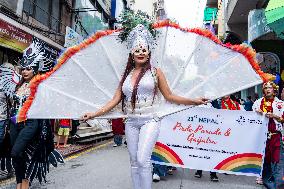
[22, 25, 264, 119]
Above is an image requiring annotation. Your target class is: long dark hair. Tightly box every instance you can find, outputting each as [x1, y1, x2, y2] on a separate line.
[120, 53, 152, 111]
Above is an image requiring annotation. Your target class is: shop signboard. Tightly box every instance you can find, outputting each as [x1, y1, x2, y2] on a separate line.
[248, 9, 272, 43]
[0, 18, 33, 52]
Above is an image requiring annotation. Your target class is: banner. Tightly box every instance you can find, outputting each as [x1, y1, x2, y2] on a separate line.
[0, 18, 32, 52]
[64, 26, 83, 48]
[151, 107, 268, 177]
[248, 9, 272, 43]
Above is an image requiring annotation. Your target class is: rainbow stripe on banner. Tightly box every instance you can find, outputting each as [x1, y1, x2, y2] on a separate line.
[214, 153, 263, 174]
[151, 142, 184, 165]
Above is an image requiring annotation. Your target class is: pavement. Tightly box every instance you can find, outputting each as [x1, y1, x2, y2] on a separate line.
[0, 141, 268, 189]
[0, 141, 107, 182]
[56, 143, 95, 157]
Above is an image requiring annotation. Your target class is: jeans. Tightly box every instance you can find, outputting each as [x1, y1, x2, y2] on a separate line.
[10, 119, 39, 183]
[152, 164, 167, 177]
[114, 135, 123, 145]
[262, 138, 284, 189]
[0, 120, 7, 145]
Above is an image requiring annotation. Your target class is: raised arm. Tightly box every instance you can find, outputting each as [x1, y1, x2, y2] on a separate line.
[156, 68, 208, 105]
[81, 85, 123, 121]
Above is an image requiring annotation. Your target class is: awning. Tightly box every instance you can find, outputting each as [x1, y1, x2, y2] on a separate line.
[265, 0, 284, 39]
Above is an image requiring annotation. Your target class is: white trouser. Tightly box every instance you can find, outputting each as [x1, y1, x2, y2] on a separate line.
[125, 117, 160, 189]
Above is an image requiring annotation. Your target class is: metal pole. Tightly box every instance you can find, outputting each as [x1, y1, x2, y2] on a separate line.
[179, 168, 185, 189]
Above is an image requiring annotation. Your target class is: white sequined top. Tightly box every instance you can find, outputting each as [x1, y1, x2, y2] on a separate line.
[122, 69, 158, 118]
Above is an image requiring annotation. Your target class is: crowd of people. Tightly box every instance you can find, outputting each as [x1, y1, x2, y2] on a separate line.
[0, 15, 283, 189]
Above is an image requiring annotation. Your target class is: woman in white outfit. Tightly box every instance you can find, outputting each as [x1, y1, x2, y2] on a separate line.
[82, 25, 208, 189]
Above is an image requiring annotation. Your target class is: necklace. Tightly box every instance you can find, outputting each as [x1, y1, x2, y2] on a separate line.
[222, 99, 238, 110]
[262, 97, 273, 113]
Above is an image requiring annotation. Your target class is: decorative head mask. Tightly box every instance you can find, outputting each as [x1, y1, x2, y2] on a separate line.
[262, 81, 278, 96]
[20, 37, 53, 73]
[126, 24, 154, 54]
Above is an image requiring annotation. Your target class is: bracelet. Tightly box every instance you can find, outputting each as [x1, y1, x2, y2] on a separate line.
[274, 115, 283, 123]
[277, 117, 284, 123]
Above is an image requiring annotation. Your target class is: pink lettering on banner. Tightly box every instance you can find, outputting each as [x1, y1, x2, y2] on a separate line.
[173, 122, 194, 132]
[224, 128, 231, 136]
[172, 122, 233, 145]
[187, 133, 217, 145]
[194, 125, 222, 136]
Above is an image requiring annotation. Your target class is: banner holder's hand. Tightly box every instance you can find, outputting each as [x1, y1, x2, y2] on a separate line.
[194, 97, 210, 105]
[80, 112, 95, 122]
[255, 109, 264, 115]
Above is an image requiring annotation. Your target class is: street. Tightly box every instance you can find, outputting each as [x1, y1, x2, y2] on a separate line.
[1, 141, 265, 189]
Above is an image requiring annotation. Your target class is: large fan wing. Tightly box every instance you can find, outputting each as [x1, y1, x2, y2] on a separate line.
[20, 22, 269, 120]
[151, 23, 267, 117]
[24, 31, 128, 119]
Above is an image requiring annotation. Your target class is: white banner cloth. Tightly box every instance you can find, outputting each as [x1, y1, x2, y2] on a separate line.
[151, 107, 268, 177]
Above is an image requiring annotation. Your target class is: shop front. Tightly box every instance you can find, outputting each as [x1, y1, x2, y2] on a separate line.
[240, 8, 283, 101]
[0, 16, 60, 66]
[0, 18, 32, 65]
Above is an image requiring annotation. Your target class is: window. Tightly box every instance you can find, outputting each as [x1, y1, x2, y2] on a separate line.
[51, 0, 60, 31]
[23, 0, 33, 15]
[23, 0, 62, 32]
[35, 0, 50, 26]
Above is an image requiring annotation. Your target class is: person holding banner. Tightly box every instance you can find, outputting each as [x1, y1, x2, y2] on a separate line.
[253, 81, 284, 187]
[194, 102, 220, 182]
[81, 24, 208, 189]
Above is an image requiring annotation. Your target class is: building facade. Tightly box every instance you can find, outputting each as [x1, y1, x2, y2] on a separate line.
[74, 0, 129, 36]
[130, 0, 154, 17]
[153, 0, 165, 20]
[205, 0, 284, 100]
[0, 0, 74, 65]
[128, 0, 165, 21]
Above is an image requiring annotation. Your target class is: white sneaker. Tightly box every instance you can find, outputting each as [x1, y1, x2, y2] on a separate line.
[113, 144, 118, 147]
[153, 173, 160, 182]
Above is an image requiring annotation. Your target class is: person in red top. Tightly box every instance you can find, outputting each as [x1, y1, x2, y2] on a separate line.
[56, 119, 72, 148]
[111, 118, 125, 147]
[221, 95, 242, 110]
[195, 95, 243, 182]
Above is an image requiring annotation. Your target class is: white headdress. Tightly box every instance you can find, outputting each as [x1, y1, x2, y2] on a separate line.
[20, 37, 53, 73]
[126, 24, 154, 53]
